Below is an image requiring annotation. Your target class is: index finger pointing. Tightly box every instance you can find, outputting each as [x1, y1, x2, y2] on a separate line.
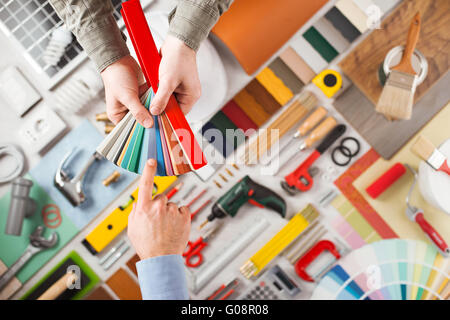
[137, 159, 157, 209]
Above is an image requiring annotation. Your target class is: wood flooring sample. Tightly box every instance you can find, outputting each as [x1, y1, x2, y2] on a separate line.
[339, 0, 450, 104]
[106, 268, 141, 300]
[334, 71, 450, 159]
[85, 286, 114, 300]
[126, 254, 140, 276]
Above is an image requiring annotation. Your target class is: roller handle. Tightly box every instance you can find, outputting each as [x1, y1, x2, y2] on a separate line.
[316, 124, 346, 154]
[394, 12, 421, 74]
[415, 212, 450, 257]
[304, 117, 337, 149]
[296, 107, 328, 137]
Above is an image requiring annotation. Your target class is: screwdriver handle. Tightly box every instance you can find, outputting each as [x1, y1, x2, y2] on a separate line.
[316, 124, 346, 154]
[303, 117, 337, 149]
[296, 107, 328, 138]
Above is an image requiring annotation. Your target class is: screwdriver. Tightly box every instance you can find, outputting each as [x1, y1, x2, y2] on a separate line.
[277, 106, 328, 156]
[275, 116, 337, 173]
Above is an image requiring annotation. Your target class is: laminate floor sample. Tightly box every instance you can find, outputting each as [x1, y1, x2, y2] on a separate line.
[85, 286, 114, 300]
[334, 72, 450, 159]
[339, 0, 450, 104]
[106, 268, 142, 300]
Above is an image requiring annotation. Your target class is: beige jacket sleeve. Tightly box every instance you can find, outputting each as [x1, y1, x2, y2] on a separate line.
[168, 0, 233, 51]
[49, 0, 233, 72]
[48, 0, 130, 72]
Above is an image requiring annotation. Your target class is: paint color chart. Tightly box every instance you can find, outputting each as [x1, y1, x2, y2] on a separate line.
[331, 194, 382, 249]
[201, 58, 304, 158]
[311, 239, 449, 300]
[289, 0, 400, 74]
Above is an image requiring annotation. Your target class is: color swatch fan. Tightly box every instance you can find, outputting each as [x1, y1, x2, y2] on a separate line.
[311, 239, 449, 300]
[96, 0, 207, 176]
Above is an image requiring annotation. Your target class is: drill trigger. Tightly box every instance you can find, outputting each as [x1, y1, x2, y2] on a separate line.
[248, 199, 264, 208]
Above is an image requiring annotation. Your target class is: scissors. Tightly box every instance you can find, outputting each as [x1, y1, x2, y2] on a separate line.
[183, 224, 221, 268]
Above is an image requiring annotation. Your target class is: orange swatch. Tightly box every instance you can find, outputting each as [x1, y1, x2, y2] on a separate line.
[233, 89, 271, 126]
[161, 113, 191, 175]
[212, 0, 328, 74]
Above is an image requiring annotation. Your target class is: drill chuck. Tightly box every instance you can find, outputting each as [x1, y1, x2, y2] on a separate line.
[207, 203, 228, 222]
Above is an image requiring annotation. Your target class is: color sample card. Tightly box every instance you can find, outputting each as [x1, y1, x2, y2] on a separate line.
[97, 89, 207, 176]
[200, 60, 305, 159]
[311, 239, 450, 300]
[325, 6, 361, 43]
[290, 36, 328, 73]
[331, 194, 382, 248]
[29, 120, 136, 229]
[303, 26, 339, 63]
[279, 47, 316, 84]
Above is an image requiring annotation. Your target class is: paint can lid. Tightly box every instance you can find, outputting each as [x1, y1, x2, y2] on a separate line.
[383, 45, 428, 86]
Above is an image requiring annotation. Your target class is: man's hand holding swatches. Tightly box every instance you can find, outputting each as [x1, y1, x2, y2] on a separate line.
[128, 159, 191, 299]
[100, 35, 201, 128]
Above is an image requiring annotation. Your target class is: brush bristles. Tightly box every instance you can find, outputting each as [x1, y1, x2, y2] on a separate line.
[411, 135, 435, 161]
[376, 71, 416, 120]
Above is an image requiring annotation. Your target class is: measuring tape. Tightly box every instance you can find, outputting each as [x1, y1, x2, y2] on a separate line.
[240, 204, 319, 278]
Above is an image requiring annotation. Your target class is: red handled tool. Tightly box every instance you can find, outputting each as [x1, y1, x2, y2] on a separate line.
[295, 240, 341, 282]
[405, 165, 449, 257]
[183, 224, 222, 267]
[166, 182, 183, 200]
[281, 124, 346, 195]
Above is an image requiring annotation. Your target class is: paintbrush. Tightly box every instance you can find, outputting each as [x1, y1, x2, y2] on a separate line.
[376, 12, 421, 120]
[411, 135, 450, 176]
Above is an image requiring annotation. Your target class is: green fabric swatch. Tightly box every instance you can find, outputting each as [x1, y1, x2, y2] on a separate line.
[209, 111, 246, 150]
[303, 26, 339, 62]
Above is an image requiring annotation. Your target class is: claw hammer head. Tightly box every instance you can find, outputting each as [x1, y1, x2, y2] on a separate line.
[29, 226, 58, 248]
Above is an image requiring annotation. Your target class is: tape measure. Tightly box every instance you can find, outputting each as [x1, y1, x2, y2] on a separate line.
[312, 69, 342, 98]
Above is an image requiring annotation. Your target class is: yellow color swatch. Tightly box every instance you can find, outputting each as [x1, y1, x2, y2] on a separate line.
[256, 68, 294, 106]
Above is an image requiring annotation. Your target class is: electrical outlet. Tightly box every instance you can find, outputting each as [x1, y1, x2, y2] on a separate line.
[19, 106, 67, 153]
[0, 66, 41, 116]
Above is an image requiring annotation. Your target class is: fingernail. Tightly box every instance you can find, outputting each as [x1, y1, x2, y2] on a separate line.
[147, 159, 156, 166]
[143, 118, 153, 128]
[150, 107, 160, 115]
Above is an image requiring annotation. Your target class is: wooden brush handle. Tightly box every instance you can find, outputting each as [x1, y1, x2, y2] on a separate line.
[297, 106, 327, 137]
[394, 12, 421, 74]
[37, 273, 78, 300]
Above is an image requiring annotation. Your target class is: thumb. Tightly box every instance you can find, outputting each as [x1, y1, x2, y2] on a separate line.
[123, 93, 153, 128]
[150, 78, 177, 115]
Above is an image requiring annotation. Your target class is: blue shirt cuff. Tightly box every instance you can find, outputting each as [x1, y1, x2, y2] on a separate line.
[136, 254, 189, 300]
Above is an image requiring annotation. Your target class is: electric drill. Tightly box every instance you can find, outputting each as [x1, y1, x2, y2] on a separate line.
[200, 175, 287, 229]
